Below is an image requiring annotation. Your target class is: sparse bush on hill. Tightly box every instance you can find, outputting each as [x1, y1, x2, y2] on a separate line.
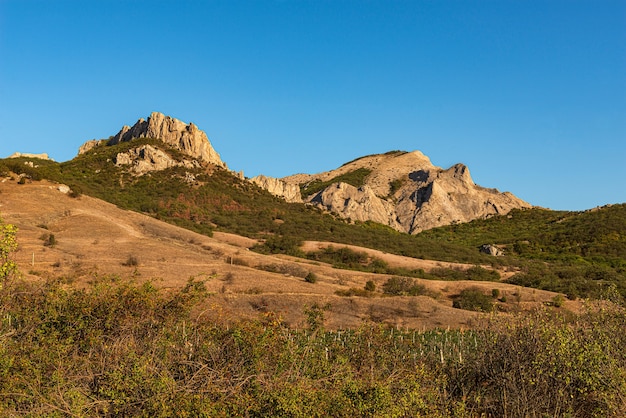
[122, 254, 139, 267]
[382, 277, 426, 296]
[39, 232, 56, 247]
[452, 287, 495, 312]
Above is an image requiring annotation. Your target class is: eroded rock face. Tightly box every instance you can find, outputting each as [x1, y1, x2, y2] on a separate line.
[77, 140, 106, 155]
[114, 145, 200, 175]
[250, 175, 302, 203]
[311, 182, 402, 229]
[79, 112, 225, 168]
[272, 150, 531, 233]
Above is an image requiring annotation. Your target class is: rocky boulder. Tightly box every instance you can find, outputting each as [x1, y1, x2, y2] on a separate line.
[480, 244, 505, 256]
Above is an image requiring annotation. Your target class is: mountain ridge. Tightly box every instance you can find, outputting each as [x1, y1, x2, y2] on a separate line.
[38, 112, 528, 232]
[255, 149, 530, 233]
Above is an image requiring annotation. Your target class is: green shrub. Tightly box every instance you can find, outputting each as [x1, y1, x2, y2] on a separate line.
[382, 277, 426, 296]
[453, 287, 494, 312]
[304, 272, 318, 283]
[551, 294, 565, 307]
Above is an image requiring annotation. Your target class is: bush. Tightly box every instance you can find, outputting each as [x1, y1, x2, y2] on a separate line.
[551, 294, 565, 307]
[364, 280, 376, 292]
[453, 287, 494, 312]
[40, 233, 56, 247]
[382, 277, 426, 296]
[122, 254, 139, 266]
[304, 272, 318, 283]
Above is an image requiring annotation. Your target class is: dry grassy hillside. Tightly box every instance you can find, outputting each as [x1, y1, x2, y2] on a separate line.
[0, 177, 577, 329]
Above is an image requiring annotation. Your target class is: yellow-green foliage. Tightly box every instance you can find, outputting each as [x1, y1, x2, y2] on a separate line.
[0, 272, 624, 416]
[0, 216, 18, 282]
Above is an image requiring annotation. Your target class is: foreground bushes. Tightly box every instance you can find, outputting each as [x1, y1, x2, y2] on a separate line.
[0, 275, 624, 416]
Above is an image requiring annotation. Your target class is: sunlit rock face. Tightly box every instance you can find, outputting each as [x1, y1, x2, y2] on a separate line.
[79, 112, 225, 168]
[272, 150, 531, 233]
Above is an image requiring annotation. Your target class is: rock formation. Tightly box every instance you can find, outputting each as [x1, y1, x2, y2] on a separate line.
[78, 140, 106, 155]
[114, 144, 201, 175]
[8, 152, 52, 160]
[250, 175, 302, 203]
[79, 112, 225, 168]
[480, 244, 505, 256]
[261, 150, 531, 233]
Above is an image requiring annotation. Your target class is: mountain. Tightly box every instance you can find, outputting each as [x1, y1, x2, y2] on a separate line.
[78, 112, 225, 169]
[74, 112, 529, 233]
[254, 150, 531, 233]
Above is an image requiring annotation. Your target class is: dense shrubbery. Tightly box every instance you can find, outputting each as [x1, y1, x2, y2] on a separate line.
[382, 276, 427, 296]
[0, 274, 624, 416]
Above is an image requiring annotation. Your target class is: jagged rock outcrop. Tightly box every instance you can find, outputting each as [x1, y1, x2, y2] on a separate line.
[8, 152, 52, 160]
[250, 175, 302, 203]
[273, 150, 531, 233]
[79, 112, 225, 168]
[114, 144, 201, 175]
[78, 140, 106, 155]
[311, 182, 402, 229]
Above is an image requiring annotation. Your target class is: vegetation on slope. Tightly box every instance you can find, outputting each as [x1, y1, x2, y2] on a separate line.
[0, 218, 624, 416]
[420, 206, 626, 300]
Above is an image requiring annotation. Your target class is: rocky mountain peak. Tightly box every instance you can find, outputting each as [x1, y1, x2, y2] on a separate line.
[79, 112, 225, 168]
[255, 150, 531, 233]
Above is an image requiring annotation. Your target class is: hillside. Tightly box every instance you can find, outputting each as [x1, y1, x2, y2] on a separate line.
[1, 177, 576, 330]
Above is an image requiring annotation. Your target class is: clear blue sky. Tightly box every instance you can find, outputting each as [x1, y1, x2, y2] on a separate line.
[1, 0, 624, 211]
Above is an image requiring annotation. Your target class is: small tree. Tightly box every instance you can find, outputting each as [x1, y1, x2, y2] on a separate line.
[364, 280, 376, 292]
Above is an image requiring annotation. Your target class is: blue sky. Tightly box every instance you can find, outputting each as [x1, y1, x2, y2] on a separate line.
[1, 0, 624, 211]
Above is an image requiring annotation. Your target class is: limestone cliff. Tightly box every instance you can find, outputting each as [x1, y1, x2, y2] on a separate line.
[78, 112, 225, 168]
[114, 144, 201, 175]
[250, 175, 302, 203]
[8, 152, 52, 160]
[269, 150, 531, 233]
